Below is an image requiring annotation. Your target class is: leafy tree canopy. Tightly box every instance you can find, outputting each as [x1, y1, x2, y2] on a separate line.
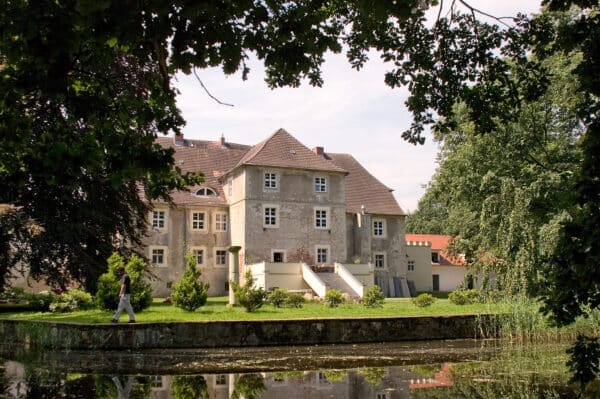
[1, 1, 598, 336]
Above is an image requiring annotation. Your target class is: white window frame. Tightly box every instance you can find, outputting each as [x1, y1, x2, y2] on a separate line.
[374, 252, 386, 269]
[190, 211, 207, 232]
[315, 245, 330, 264]
[372, 218, 386, 238]
[215, 248, 228, 268]
[214, 212, 228, 232]
[189, 246, 206, 266]
[263, 171, 278, 191]
[149, 246, 168, 267]
[151, 209, 167, 230]
[431, 251, 440, 263]
[263, 204, 279, 228]
[314, 207, 330, 229]
[407, 259, 415, 272]
[194, 187, 218, 197]
[314, 176, 327, 193]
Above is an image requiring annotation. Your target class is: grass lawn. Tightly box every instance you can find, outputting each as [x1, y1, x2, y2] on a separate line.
[1, 297, 508, 324]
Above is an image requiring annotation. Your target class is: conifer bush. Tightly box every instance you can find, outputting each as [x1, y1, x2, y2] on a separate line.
[95, 253, 153, 312]
[171, 254, 209, 311]
[362, 285, 385, 308]
[325, 289, 344, 307]
[268, 288, 289, 308]
[232, 269, 267, 312]
[411, 293, 436, 307]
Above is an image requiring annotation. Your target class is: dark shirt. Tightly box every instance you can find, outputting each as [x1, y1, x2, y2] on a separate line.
[121, 273, 131, 295]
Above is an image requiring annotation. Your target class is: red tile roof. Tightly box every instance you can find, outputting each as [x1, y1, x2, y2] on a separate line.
[230, 128, 347, 174]
[327, 153, 406, 216]
[405, 234, 465, 266]
[154, 130, 405, 216]
[155, 136, 250, 206]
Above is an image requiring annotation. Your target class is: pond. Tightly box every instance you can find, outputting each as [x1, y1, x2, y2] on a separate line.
[0, 339, 596, 398]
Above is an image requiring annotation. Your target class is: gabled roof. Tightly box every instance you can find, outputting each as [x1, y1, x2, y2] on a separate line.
[327, 153, 406, 216]
[153, 130, 406, 216]
[405, 234, 465, 266]
[229, 128, 347, 175]
[155, 136, 250, 206]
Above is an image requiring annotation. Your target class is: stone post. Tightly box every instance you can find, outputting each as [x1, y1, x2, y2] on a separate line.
[228, 246, 242, 305]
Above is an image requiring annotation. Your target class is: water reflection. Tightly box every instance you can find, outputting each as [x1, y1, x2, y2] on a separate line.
[1, 365, 451, 399]
[0, 340, 596, 398]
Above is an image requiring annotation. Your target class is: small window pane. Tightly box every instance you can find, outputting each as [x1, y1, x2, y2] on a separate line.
[193, 249, 204, 265]
[191, 212, 205, 230]
[314, 177, 327, 192]
[152, 211, 165, 228]
[216, 250, 227, 265]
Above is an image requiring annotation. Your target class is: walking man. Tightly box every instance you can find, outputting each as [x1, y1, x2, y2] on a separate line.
[111, 266, 136, 323]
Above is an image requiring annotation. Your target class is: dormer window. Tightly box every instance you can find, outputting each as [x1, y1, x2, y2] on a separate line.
[195, 187, 218, 197]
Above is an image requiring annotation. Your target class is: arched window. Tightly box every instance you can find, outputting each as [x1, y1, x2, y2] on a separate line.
[195, 187, 218, 197]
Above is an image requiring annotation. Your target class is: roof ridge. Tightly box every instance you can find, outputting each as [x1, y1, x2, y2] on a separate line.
[329, 153, 393, 192]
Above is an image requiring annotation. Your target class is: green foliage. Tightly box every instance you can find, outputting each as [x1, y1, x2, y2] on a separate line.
[49, 289, 94, 313]
[325, 289, 345, 308]
[567, 335, 600, 390]
[268, 288, 289, 308]
[362, 285, 385, 308]
[357, 367, 386, 386]
[0, 287, 26, 303]
[24, 291, 57, 312]
[411, 293, 436, 308]
[95, 253, 152, 312]
[232, 270, 267, 312]
[171, 375, 208, 399]
[268, 288, 305, 308]
[171, 254, 209, 311]
[230, 373, 266, 399]
[286, 292, 305, 308]
[324, 370, 347, 382]
[449, 289, 482, 305]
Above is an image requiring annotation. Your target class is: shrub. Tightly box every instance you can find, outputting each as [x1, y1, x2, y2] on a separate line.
[95, 253, 153, 312]
[49, 289, 94, 313]
[411, 293, 436, 307]
[0, 287, 26, 303]
[286, 292, 305, 308]
[325, 289, 344, 307]
[172, 254, 209, 311]
[232, 269, 267, 312]
[449, 289, 481, 305]
[362, 285, 385, 308]
[24, 291, 57, 311]
[268, 288, 289, 308]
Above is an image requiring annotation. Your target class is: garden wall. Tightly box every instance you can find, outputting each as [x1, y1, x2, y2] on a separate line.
[0, 315, 499, 350]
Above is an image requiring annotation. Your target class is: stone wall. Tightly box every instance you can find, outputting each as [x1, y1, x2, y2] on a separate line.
[0, 315, 499, 350]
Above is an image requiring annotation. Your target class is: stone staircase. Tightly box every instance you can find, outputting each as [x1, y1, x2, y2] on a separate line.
[317, 272, 360, 299]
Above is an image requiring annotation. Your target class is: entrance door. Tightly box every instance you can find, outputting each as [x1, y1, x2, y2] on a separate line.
[273, 252, 284, 263]
[432, 274, 440, 291]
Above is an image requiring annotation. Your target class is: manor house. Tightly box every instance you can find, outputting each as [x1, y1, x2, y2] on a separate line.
[145, 129, 410, 297]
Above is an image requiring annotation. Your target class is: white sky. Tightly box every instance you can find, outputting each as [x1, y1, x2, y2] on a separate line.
[174, 1, 542, 213]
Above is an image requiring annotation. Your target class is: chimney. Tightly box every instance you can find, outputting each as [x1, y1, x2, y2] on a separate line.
[220, 134, 226, 146]
[174, 133, 184, 145]
[312, 146, 324, 156]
